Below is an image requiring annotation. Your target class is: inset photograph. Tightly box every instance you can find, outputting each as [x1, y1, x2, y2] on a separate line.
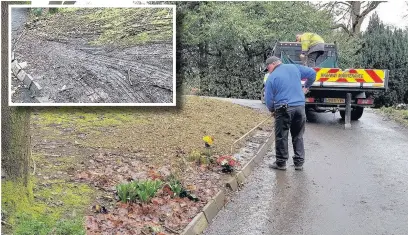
[9, 5, 175, 105]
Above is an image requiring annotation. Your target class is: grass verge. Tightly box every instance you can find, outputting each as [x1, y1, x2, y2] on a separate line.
[30, 7, 173, 47]
[379, 107, 408, 127]
[3, 96, 271, 233]
[32, 96, 270, 164]
[2, 177, 93, 235]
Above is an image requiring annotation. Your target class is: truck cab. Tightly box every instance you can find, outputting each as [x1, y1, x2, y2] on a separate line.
[262, 42, 389, 122]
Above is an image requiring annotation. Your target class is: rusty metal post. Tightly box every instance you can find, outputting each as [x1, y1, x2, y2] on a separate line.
[345, 93, 352, 129]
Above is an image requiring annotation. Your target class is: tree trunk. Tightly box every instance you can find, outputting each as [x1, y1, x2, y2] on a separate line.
[1, 1, 31, 185]
[350, 2, 362, 34]
[330, 1, 383, 36]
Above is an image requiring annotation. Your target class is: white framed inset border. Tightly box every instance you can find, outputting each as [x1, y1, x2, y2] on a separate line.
[8, 4, 176, 107]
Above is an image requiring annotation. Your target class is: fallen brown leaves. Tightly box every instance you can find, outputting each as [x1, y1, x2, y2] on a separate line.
[86, 195, 201, 234]
[31, 96, 271, 233]
[75, 151, 219, 233]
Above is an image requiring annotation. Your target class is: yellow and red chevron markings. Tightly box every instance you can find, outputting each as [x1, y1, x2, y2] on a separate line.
[313, 68, 385, 83]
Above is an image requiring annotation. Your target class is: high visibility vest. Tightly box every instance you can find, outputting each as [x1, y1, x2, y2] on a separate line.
[300, 33, 324, 52]
[263, 73, 270, 84]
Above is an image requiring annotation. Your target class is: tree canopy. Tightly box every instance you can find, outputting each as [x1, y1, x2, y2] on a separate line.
[178, 1, 407, 106]
[361, 13, 408, 106]
[179, 1, 333, 99]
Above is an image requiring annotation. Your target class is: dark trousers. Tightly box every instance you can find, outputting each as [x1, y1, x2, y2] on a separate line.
[307, 51, 324, 67]
[275, 105, 306, 166]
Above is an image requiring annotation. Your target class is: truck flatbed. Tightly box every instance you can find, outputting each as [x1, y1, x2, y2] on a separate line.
[262, 41, 389, 128]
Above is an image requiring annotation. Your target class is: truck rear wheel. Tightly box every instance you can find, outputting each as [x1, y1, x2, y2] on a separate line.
[340, 107, 364, 120]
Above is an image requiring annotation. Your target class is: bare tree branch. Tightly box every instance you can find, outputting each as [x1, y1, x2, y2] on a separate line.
[335, 8, 351, 24]
[337, 4, 351, 12]
[336, 1, 352, 8]
[360, 1, 385, 18]
[321, 2, 337, 14]
[327, 1, 385, 36]
[331, 23, 352, 36]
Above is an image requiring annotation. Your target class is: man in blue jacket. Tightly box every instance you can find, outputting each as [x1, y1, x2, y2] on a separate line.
[264, 56, 316, 170]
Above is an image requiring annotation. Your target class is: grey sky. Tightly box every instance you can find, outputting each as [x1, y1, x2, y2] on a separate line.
[361, 1, 408, 31]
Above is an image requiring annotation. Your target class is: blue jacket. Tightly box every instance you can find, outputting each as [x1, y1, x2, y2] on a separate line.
[264, 64, 316, 111]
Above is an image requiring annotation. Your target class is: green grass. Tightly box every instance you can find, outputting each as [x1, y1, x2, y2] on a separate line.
[33, 7, 172, 47]
[14, 215, 85, 235]
[2, 178, 93, 235]
[380, 107, 408, 126]
[32, 97, 271, 167]
[83, 8, 172, 46]
[58, 7, 80, 13]
[32, 107, 149, 131]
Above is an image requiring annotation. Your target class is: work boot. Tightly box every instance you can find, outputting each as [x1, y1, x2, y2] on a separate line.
[294, 164, 303, 171]
[269, 161, 287, 171]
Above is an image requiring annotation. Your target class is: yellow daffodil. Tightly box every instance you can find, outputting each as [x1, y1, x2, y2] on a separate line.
[203, 135, 213, 146]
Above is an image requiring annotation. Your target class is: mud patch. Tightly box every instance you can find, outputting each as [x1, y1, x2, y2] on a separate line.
[11, 7, 173, 104]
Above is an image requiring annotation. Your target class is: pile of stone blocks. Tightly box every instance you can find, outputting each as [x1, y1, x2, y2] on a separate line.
[11, 52, 42, 96]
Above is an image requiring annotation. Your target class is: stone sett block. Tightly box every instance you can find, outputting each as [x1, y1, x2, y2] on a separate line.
[255, 135, 274, 158]
[11, 60, 22, 76]
[242, 160, 255, 178]
[246, 142, 261, 149]
[253, 151, 264, 164]
[30, 81, 42, 95]
[202, 199, 219, 222]
[19, 62, 28, 69]
[181, 212, 208, 235]
[235, 171, 246, 185]
[213, 190, 226, 210]
[17, 70, 27, 82]
[23, 73, 33, 87]
[36, 96, 53, 103]
[225, 177, 238, 191]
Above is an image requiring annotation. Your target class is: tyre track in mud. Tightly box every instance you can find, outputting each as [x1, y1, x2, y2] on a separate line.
[14, 34, 173, 104]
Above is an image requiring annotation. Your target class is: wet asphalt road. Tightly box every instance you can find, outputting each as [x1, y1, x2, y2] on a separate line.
[204, 99, 408, 235]
[10, 7, 37, 103]
[11, 7, 28, 39]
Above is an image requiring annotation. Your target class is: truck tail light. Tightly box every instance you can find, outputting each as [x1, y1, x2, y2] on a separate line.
[305, 97, 315, 103]
[357, 99, 374, 105]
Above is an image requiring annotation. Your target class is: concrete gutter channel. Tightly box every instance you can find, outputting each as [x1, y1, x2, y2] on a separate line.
[11, 53, 51, 103]
[181, 130, 274, 235]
